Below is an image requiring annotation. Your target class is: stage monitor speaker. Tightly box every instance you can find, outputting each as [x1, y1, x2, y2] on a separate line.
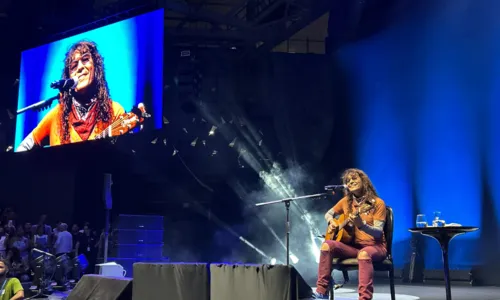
[132, 263, 209, 300]
[67, 274, 132, 300]
[210, 264, 312, 300]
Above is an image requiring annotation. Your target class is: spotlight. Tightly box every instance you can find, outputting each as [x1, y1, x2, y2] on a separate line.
[270, 258, 277, 265]
[290, 254, 299, 264]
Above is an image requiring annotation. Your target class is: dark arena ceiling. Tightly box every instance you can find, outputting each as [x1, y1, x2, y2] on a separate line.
[0, 0, 331, 54]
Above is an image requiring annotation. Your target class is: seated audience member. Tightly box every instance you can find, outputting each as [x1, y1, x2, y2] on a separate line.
[0, 258, 24, 300]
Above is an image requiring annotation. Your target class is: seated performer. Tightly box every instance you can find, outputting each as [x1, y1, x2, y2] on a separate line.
[313, 168, 387, 300]
[17, 40, 125, 151]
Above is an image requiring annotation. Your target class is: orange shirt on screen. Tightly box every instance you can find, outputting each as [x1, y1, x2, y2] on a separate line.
[31, 101, 125, 146]
[332, 196, 387, 248]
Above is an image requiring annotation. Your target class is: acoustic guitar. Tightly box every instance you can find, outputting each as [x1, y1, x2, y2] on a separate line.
[95, 103, 148, 139]
[324, 201, 375, 244]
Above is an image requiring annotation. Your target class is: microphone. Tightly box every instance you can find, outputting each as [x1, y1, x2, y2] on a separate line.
[324, 184, 346, 191]
[50, 77, 79, 91]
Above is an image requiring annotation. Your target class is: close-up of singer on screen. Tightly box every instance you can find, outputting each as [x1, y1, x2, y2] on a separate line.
[17, 41, 125, 151]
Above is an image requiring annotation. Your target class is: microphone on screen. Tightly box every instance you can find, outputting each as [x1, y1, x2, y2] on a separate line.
[50, 77, 79, 91]
[324, 184, 347, 191]
[138, 103, 151, 118]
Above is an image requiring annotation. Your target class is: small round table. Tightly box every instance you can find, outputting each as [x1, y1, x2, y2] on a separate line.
[408, 226, 479, 300]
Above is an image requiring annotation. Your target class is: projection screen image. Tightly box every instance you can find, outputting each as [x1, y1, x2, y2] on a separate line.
[15, 8, 164, 152]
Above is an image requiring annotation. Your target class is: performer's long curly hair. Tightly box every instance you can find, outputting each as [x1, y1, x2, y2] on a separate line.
[59, 41, 112, 143]
[341, 168, 379, 214]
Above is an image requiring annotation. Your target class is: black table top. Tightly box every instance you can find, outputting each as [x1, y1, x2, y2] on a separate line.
[409, 226, 479, 234]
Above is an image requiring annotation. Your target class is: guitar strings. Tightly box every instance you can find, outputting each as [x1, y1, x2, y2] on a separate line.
[96, 114, 135, 139]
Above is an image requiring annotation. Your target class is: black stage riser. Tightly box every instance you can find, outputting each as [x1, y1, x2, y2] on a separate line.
[132, 263, 209, 300]
[131, 263, 311, 300]
[69, 263, 312, 300]
[210, 264, 312, 300]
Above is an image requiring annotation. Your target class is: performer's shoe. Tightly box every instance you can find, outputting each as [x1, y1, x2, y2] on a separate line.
[311, 291, 329, 299]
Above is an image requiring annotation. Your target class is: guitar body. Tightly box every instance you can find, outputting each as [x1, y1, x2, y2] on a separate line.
[324, 214, 354, 244]
[323, 201, 375, 245]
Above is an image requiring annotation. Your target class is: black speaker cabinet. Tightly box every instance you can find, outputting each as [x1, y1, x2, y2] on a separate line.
[67, 274, 132, 300]
[210, 264, 312, 300]
[132, 263, 209, 300]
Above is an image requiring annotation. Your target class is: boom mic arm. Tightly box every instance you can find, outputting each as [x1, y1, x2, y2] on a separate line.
[17, 95, 59, 115]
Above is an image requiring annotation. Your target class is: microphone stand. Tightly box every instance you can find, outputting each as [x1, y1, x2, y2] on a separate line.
[255, 193, 327, 266]
[17, 95, 59, 115]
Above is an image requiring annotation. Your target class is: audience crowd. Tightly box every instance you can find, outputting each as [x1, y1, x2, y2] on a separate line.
[0, 208, 106, 283]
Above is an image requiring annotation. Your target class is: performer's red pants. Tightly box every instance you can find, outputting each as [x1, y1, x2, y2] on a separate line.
[316, 240, 387, 300]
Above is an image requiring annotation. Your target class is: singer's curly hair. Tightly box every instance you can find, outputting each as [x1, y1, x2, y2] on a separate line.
[341, 168, 379, 214]
[59, 40, 113, 143]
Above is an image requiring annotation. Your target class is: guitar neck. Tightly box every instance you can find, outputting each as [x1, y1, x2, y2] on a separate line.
[95, 112, 141, 140]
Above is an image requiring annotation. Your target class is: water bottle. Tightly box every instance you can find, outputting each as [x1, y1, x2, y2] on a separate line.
[432, 211, 445, 227]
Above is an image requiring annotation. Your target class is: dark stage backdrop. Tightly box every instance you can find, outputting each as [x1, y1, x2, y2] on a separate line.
[328, 0, 499, 270]
[0, 152, 76, 226]
[0, 142, 127, 230]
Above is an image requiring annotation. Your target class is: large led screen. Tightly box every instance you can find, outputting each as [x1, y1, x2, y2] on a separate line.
[15, 8, 164, 152]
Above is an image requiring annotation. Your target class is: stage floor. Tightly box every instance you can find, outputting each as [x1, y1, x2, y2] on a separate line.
[326, 281, 500, 300]
[32, 281, 500, 300]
